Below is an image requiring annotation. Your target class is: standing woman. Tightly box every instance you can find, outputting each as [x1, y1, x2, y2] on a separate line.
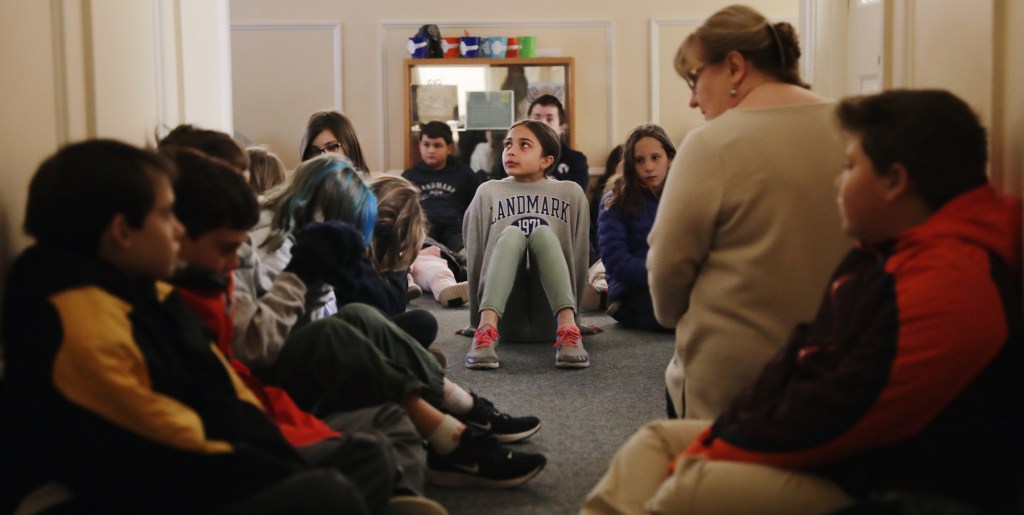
[647, 5, 849, 419]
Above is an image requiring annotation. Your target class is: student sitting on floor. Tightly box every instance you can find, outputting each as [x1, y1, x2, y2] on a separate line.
[401, 121, 478, 254]
[584, 90, 1024, 515]
[597, 124, 675, 332]
[463, 120, 600, 370]
[0, 140, 386, 514]
[251, 154, 439, 347]
[166, 148, 443, 512]
[370, 175, 469, 308]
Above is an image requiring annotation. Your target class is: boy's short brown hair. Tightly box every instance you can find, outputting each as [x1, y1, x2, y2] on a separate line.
[836, 89, 988, 211]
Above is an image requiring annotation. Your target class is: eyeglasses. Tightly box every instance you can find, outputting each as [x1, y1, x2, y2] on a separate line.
[683, 64, 707, 92]
[309, 141, 344, 155]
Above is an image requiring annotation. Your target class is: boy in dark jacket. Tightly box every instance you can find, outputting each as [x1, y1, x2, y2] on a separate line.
[584, 91, 1024, 514]
[402, 121, 479, 253]
[0, 140, 381, 514]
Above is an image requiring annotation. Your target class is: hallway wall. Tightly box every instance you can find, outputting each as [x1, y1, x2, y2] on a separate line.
[1, 0, 1022, 343]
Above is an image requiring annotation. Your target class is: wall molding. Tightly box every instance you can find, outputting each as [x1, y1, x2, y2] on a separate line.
[650, 16, 799, 124]
[50, 0, 70, 145]
[379, 19, 615, 170]
[230, 22, 344, 111]
[799, 0, 816, 85]
[649, 18, 701, 124]
[153, 0, 175, 136]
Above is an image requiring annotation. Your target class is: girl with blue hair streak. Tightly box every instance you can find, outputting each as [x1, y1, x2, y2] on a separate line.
[252, 154, 438, 347]
[260, 154, 377, 253]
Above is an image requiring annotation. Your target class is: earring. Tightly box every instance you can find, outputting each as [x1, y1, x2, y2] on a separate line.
[730, 87, 738, 96]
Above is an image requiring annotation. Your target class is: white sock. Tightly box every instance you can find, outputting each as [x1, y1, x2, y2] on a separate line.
[427, 415, 464, 455]
[441, 384, 474, 415]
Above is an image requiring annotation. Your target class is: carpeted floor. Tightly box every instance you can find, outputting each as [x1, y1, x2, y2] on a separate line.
[410, 295, 676, 515]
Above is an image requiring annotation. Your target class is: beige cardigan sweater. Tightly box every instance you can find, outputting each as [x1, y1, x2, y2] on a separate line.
[648, 103, 851, 418]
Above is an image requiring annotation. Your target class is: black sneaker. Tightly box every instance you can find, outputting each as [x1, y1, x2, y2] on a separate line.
[454, 393, 541, 443]
[426, 427, 546, 488]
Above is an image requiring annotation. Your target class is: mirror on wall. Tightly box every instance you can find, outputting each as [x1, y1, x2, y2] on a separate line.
[403, 57, 574, 170]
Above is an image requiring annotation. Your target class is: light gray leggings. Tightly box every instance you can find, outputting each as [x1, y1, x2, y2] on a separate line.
[480, 225, 575, 319]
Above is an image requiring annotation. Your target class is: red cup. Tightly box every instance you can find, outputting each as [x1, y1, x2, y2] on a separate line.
[506, 36, 520, 58]
[441, 37, 460, 58]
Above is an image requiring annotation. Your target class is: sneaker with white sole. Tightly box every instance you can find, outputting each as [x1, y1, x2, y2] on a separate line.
[465, 324, 499, 369]
[384, 495, 448, 515]
[454, 393, 540, 443]
[554, 324, 590, 368]
[426, 427, 546, 489]
[407, 283, 423, 300]
[437, 281, 469, 308]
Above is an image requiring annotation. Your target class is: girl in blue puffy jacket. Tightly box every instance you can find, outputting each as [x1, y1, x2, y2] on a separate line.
[598, 124, 676, 332]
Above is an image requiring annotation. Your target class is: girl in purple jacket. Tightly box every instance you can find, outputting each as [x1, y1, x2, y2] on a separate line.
[597, 124, 676, 332]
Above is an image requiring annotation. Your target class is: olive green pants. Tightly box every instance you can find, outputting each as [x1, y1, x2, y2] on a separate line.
[480, 225, 575, 318]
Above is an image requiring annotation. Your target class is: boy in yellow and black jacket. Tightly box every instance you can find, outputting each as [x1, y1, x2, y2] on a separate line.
[0, 140, 382, 514]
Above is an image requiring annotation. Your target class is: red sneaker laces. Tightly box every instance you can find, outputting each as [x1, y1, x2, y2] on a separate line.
[473, 325, 499, 348]
[554, 325, 581, 348]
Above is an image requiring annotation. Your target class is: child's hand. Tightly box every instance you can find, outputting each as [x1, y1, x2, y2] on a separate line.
[579, 324, 604, 335]
[286, 222, 364, 286]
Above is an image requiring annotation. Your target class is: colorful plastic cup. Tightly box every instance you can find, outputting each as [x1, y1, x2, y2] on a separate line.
[441, 37, 460, 58]
[481, 36, 508, 58]
[407, 37, 428, 59]
[518, 36, 537, 58]
[506, 37, 520, 58]
[459, 36, 481, 58]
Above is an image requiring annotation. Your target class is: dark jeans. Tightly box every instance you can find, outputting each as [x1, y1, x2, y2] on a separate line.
[296, 430, 395, 514]
[608, 289, 673, 333]
[428, 220, 464, 254]
[392, 308, 438, 348]
[307, 405, 426, 497]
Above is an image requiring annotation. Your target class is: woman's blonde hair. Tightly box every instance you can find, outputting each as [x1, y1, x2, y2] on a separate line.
[368, 175, 426, 273]
[675, 4, 807, 88]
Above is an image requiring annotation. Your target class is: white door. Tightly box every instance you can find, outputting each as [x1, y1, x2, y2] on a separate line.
[847, 0, 883, 94]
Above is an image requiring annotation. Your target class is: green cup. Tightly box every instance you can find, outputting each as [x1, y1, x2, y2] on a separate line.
[518, 36, 537, 58]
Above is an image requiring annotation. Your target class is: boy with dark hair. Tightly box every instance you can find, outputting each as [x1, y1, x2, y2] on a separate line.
[167, 148, 444, 512]
[527, 94, 589, 192]
[402, 120, 479, 253]
[585, 89, 1023, 513]
[0, 140, 379, 514]
[158, 123, 251, 180]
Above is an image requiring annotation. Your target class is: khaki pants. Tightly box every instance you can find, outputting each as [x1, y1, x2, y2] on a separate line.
[582, 420, 852, 515]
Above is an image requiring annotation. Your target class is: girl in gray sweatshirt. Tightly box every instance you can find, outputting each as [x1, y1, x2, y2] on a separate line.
[462, 120, 594, 370]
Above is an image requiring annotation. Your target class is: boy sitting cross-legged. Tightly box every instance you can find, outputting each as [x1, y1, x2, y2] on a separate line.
[402, 121, 477, 307]
[166, 148, 445, 513]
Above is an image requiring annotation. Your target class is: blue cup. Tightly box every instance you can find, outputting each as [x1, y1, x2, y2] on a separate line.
[460, 36, 481, 58]
[407, 37, 428, 58]
[481, 36, 508, 58]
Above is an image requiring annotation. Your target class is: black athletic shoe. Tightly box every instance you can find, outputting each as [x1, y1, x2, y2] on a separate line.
[426, 427, 546, 488]
[454, 393, 541, 443]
